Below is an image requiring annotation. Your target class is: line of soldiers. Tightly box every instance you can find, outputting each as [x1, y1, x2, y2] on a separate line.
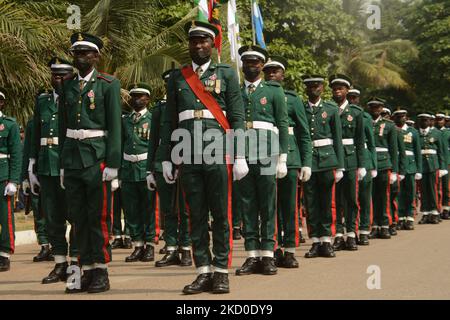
[0, 20, 449, 296]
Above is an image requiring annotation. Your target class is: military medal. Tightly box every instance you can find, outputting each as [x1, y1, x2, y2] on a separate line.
[379, 123, 385, 136]
[142, 123, 148, 130]
[347, 115, 353, 122]
[430, 137, 434, 143]
[322, 111, 327, 119]
[88, 90, 95, 110]
[0, 124, 4, 131]
[215, 79, 221, 94]
[260, 97, 267, 105]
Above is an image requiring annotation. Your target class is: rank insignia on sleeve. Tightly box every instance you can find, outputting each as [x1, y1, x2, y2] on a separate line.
[260, 97, 267, 105]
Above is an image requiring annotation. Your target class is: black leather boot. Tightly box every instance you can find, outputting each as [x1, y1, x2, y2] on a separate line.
[0, 256, 10, 272]
[282, 252, 299, 268]
[235, 257, 261, 275]
[110, 238, 124, 250]
[182, 273, 213, 294]
[155, 250, 180, 267]
[332, 236, 346, 251]
[379, 228, 391, 239]
[212, 272, 229, 294]
[65, 269, 95, 293]
[180, 249, 192, 266]
[345, 237, 358, 251]
[319, 242, 336, 258]
[274, 248, 284, 267]
[369, 227, 380, 239]
[123, 237, 133, 249]
[42, 262, 68, 284]
[125, 246, 144, 262]
[358, 234, 370, 245]
[260, 257, 277, 275]
[87, 268, 110, 293]
[404, 220, 414, 230]
[304, 243, 321, 258]
[33, 245, 54, 262]
[140, 245, 154, 262]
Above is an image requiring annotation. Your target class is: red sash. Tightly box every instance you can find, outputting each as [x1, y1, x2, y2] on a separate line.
[181, 66, 230, 131]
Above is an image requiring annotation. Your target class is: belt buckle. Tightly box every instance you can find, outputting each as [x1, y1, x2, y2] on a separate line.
[194, 110, 203, 119]
[133, 154, 139, 162]
[246, 121, 253, 129]
[47, 138, 53, 145]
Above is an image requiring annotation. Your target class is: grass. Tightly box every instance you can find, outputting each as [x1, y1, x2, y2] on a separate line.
[13, 210, 36, 232]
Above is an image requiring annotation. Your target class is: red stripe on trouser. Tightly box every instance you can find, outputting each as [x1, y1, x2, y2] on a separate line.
[386, 171, 393, 226]
[294, 178, 299, 247]
[273, 181, 278, 250]
[393, 180, 399, 223]
[7, 196, 14, 253]
[182, 189, 192, 244]
[226, 162, 233, 268]
[438, 174, 442, 212]
[331, 170, 337, 236]
[355, 176, 360, 234]
[435, 172, 440, 211]
[109, 191, 114, 235]
[101, 181, 111, 263]
[154, 192, 160, 243]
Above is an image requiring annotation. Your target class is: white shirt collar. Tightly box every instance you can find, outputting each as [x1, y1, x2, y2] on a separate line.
[308, 98, 321, 108]
[78, 68, 95, 83]
[192, 60, 211, 75]
[0, 111, 3, 117]
[132, 108, 148, 118]
[401, 124, 409, 131]
[374, 116, 382, 123]
[420, 127, 430, 135]
[53, 91, 59, 103]
[244, 78, 262, 89]
[339, 99, 349, 111]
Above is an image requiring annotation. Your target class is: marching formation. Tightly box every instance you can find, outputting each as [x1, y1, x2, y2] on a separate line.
[0, 20, 449, 296]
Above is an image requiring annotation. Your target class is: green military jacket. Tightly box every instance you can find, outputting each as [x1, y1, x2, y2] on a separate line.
[147, 100, 166, 173]
[337, 101, 365, 170]
[303, 99, 345, 172]
[0, 113, 22, 183]
[439, 127, 450, 166]
[419, 127, 446, 173]
[30, 90, 60, 176]
[241, 80, 289, 161]
[60, 69, 122, 169]
[372, 117, 398, 172]
[397, 124, 422, 174]
[363, 112, 377, 171]
[21, 119, 33, 182]
[284, 90, 312, 169]
[395, 126, 407, 176]
[160, 63, 245, 162]
[120, 108, 152, 182]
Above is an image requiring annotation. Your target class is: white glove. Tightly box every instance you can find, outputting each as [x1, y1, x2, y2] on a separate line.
[357, 168, 367, 181]
[102, 167, 118, 181]
[4, 183, 17, 196]
[390, 172, 397, 184]
[111, 178, 119, 192]
[299, 167, 312, 182]
[60, 169, 65, 190]
[335, 169, 344, 183]
[233, 158, 249, 181]
[146, 173, 157, 191]
[371, 170, 378, 178]
[22, 180, 30, 196]
[415, 173, 422, 180]
[276, 154, 288, 179]
[162, 161, 178, 184]
[439, 170, 448, 178]
[398, 174, 405, 182]
[28, 158, 40, 195]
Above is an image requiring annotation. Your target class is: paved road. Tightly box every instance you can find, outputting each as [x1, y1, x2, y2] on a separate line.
[1, 217, 450, 300]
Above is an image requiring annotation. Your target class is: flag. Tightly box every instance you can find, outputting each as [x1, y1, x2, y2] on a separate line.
[227, 0, 241, 62]
[209, 0, 223, 58]
[252, 0, 266, 49]
[195, 0, 209, 21]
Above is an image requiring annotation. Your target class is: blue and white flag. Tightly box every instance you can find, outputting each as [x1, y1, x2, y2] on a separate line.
[252, 0, 266, 49]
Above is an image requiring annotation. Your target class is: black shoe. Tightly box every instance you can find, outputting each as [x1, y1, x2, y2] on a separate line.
[212, 272, 230, 294]
[429, 214, 439, 224]
[274, 248, 284, 267]
[389, 225, 398, 236]
[418, 215, 429, 224]
[299, 231, 306, 243]
[159, 245, 167, 255]
[304, 243, 321, 258]
[33, 245, 54, 262]
[232, 228, 241, 240]
[319, 242, 336, 258]
[369, 228, 379, 239]
[0, 256, 10, 272]
[123, 237, 133, 249]
[261, 257, 277, 275]
[404, 220, 415, 230]
[396, 221, 405, 230]
[182, 273, 213, 294]
[125, 246, 144, 262]
[42, 262, 68, 284]
[65, 269, 94, 294]
[345, 237, 358, 251]
[282, 252, 299, 268]
[111, 238, 123, 250]
[235, 257, 261, 275]
[87, 268, 110, 293]
[155, 250, 180, 267]
[140, 245, 154, 262]
[180, 249, 192, 267]
[357, 234, 370, 245]
[332, 236, 346, 251]
[442, 210, 450, 220]
[379, 228, 391, 239]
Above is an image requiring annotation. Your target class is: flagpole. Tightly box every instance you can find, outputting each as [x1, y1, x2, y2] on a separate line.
[250, 0, 256, 45]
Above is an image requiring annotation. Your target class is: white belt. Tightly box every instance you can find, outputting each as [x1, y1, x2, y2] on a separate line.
[123, 152, 148, 162]
[342, 138, 354, 145]
[376, 147, 388, 152]
[405, 150, 414, 156]
[313, 138, 333, 147]
[40, 137, 59, 146]
[0, 153, 9, 159]
[421, 149, 437, 155]
[66, 129, 107, 140]
[178, 109, 226, 122]
[246, 121, 279, 134]
[288, 127, 294, 135]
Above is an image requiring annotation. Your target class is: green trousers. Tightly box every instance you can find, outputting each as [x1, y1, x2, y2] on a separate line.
[155, 172, 190, 248]
[180, 163, 232, 270]
[64, 162, 112, 266]
[304, 170, 336, 239]
[358, 173, 373, 232]
[336, 170, 359, 236]
[0, 184, 15, 254]
[372, 170, 393, 227]
[276, 169, 300, 249]
[112, 187, 130, 238]
[31, 194, 49, 245]
[420, 171, 439, 212]
[39, 175, 78, 257]
[398, 174, 416, 219]
[121, 181, 157, 244]
[389, 179, 400, 224]
[441, 167, 449, 210]
[236, 161, 277, 253]
[232, 181, 242, 229]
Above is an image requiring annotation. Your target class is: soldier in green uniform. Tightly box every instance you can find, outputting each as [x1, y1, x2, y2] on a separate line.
[301, 75, 345, 258]
[22, 117, 53, 262]
[391, 109, 422, 230]
[328, 74, 366, 252]
[434, 113, 450, 220]
[120, 82, 157, 263]
[262, 56, 312, 268]
[234, 46, 288, 276]
[0, 87, 23, 272]
[417, 113, 447, 224]
[147, 71, 192, 267]
[367, 98, 398, 240]
[159, 21, 248, 294]
[59, 33, 122, 293]
[29, 58, 80, 284]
